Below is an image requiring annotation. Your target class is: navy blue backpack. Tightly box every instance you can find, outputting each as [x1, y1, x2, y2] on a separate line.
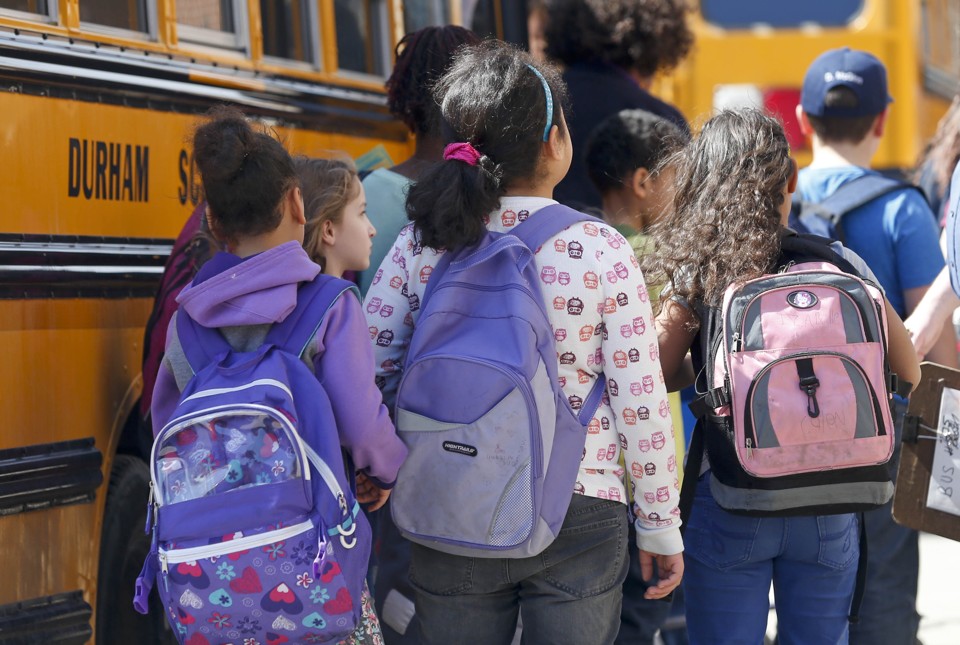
[789, 173, 923, 243]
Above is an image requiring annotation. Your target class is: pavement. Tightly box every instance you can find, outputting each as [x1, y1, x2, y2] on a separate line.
[917, 532, 960, 645]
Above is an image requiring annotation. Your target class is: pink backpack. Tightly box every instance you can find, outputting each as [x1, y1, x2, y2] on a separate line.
[685, 234, 903, 516]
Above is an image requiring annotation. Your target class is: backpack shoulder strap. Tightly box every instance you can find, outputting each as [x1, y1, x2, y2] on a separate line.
[266, 274, 359, 358]
[512, 203, 603, 252]
[175, 308, 233, 373]
[799, 174, 918, 226]
[780, 232, 861, 277]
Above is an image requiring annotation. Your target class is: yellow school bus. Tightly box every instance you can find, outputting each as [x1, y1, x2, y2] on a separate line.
[0, 1, 481, 642]
[657, 0, 960, 169]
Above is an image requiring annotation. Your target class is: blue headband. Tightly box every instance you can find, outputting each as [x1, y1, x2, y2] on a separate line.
[526, 64, 554, 142]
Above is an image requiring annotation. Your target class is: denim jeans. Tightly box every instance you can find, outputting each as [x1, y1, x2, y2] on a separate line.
[410, 494, 630, 645]
[683, 474, 859, 645]
[849, 395, 920, 645]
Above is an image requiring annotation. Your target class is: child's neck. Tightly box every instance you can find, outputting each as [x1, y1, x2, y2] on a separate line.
[601, 193, 645, 232]
[809, 136, 878, 170]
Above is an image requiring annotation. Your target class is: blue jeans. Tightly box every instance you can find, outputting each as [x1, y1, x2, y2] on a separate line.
[683, 475, 859, 645]
[410, 494, 630, 645]
[849, 395, 920, 645]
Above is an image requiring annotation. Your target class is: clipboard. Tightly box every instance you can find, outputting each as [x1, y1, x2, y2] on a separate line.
[892, 362, 960, 542]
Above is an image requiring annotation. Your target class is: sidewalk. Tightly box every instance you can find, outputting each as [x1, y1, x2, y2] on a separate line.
[917, 532, 959, 645]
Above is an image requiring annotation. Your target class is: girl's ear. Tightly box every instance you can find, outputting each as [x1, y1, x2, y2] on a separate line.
[290, 186, 306, 225]
[205, 204, 226, 243]
[320, 218, 337, 246]
[787, 158, 799, 193]
[545, 123, 565, 161]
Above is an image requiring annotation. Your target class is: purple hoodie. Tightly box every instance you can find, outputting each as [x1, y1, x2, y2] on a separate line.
[151, 241, 407, 487]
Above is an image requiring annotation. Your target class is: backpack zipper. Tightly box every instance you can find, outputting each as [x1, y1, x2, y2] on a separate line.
[741, 351, 886, 453]
[730, 273, 877, 350]
[158, 518, 314, 574]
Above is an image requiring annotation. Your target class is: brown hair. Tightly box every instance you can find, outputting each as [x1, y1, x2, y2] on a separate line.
[645, 109, 794, 315]
[295, 156, 360, 268]
[914, 93, 960, 197]
[805, 86, 879, 144]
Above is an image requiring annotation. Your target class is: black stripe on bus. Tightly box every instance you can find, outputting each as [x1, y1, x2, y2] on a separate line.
[0, 38, 409, 141]
[0, 234, 172, 300]
[0, 590, 92, 644]
[0, 438, 103, 516]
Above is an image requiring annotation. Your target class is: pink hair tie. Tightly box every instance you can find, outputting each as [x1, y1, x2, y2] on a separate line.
[442, 142, 482, 166]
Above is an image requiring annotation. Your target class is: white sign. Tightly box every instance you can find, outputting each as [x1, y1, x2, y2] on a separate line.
[926, 387, 960, 516]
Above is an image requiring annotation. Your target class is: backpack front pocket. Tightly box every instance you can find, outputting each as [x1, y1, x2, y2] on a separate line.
[157, 519, 361, 644]
[734, 349, 893, 477]
[392, 356, 540, 551]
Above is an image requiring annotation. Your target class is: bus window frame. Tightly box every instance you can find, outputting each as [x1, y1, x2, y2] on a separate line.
[78, 0, 157, 42]
[176, 0, 249, 52]
[0, 1, 57, 24]
[259, 0, 322, 71]
[330, 0, 392, 79]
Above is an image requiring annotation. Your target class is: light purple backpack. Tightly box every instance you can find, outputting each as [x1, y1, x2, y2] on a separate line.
[391, 205, 606, 558]
[133, 276, 371, 645]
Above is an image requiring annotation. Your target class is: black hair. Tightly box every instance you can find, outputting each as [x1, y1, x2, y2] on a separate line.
[386, 26, 482, 137]
[406, 41, 569, 251]
[585, 108, 686, 194]
[543, 0, 692, 77]
[805, 86, 880, 144]
[192, 106, 297, 243]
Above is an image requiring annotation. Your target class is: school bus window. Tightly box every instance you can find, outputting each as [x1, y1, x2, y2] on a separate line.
[260, 0, 316, 64]
[334, 0, 389, 76]
[177, 0, 244, 48]
[0, 0, 51, 17]
[700, 0, 864, 29]
[80, 0, 150, 33]
[403, 0, 451, 33]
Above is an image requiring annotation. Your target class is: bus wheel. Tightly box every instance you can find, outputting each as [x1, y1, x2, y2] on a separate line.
[96, 454, 176, 645]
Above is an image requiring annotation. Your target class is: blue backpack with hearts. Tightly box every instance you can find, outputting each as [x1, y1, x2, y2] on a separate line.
[133, 275, 370, 645]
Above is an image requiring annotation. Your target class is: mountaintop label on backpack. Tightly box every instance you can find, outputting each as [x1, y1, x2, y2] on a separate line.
[786, 290, 818, 309]
[442, 441, 478, 457]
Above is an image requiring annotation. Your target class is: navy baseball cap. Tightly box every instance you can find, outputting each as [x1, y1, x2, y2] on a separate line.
[801, 48, 893, 117]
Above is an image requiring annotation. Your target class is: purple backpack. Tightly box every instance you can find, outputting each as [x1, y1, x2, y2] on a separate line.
[134, 276, 371, 645]
[685, 234, 901, 516]
[391, 205, 606, 558]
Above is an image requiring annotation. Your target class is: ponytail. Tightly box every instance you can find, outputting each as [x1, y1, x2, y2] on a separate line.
[405, 41, 568, 251]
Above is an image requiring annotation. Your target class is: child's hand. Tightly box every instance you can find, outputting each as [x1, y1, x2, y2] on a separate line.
[355, 472, 391, 512]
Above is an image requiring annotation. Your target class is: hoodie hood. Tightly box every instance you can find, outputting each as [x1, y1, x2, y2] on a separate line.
[176, 241, 321, 327]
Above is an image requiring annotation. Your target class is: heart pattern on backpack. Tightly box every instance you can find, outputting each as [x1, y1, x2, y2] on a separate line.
[229, 566, 262, 593]
[266, 633, 290, 645]
[261, 582, 303, 614]
[184, 634, 209, 645]
[170, 561, 210, 589]
[323, 587, 353, 614]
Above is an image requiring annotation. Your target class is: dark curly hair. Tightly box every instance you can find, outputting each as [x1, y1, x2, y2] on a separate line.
[406, 41, 569, 251]
[192, 106, 297, 243]
[585, 108, 686, 194]
[645, 109, 794, 314]
[386, 25, 481, 137]
[544, 0, 693, 77]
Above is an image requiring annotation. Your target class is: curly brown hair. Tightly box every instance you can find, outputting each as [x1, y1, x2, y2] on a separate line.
[543, 0, 693, 77]
[645, 109, 794, 314]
